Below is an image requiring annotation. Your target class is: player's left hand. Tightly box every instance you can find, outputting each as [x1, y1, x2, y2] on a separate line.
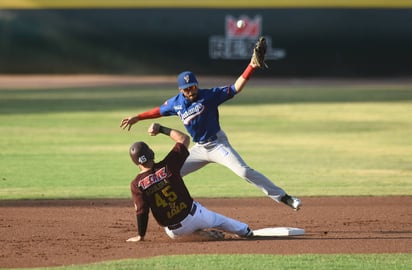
[126, 235, 144, 242]
[251, 36, 268, 69]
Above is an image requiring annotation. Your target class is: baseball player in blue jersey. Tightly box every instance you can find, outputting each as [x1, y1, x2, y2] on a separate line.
[120, 57, 301, 211]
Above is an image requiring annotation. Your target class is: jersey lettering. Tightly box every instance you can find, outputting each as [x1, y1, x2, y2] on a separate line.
[154, 193, 168, 207]
[167, 202, 188, 219]
[162, 185, 178, 202]
[145, 180, 167, 195]
[138, 167, 169, 190]
[154, 185, 178, 208]
[177, 103, 205, 125]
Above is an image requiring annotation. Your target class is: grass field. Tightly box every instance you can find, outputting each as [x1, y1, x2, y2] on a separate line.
[9, 254, 411, 270]
[0, 79, 411, 269]
[1, 80, 411, 199]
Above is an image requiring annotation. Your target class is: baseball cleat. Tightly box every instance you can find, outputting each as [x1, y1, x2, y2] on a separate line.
[281, 195, 302, 211]
[195, 229, 225, 240]
[242, 227, 254, 238]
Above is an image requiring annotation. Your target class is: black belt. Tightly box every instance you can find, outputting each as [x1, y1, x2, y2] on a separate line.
[198, 135, 217, 144]
[167, 203, 197, 230]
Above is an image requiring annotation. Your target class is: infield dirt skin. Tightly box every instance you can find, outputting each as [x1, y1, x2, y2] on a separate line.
[0, 196, 411, 268]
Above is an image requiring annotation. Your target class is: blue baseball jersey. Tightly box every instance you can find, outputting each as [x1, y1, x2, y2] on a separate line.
[159, 85, 237, 142]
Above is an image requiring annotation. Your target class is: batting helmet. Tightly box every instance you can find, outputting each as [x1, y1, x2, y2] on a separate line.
[129, 142, 155, 165]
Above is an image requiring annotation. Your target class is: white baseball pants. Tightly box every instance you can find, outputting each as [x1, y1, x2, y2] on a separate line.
[165, 201, 249, 238]
[180, 130, 286, 202]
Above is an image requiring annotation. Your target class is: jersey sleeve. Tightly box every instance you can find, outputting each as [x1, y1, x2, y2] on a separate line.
[136, 212, 149, 237]
[137, 106, 162, 120]
[163, 143, 189, 174]
[212, 84, 237, 105]
[159, 96, 180, 116]
[130, 181, 149, 215]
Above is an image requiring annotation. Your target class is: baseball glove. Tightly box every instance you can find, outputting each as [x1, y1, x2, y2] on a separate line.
[251, 36, 268, 68]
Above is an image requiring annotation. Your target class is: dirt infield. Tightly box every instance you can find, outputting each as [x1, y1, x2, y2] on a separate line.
[1, 196, 411, 268]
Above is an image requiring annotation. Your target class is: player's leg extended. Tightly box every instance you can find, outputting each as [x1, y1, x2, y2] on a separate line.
[164, 202, 250, 238]
[180, 144, 210, 177]
[190, 202, 250, 236]
[211, 131, 286, 202]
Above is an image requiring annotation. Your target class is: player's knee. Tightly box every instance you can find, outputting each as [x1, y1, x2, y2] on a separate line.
[233, 166, 253, 179]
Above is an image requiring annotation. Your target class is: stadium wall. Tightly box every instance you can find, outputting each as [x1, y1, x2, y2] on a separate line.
[0, 1, 411, 77]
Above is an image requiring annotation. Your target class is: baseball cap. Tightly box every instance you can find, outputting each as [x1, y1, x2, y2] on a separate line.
[129, 142, 155, 165]
[177, 71, 198, 89]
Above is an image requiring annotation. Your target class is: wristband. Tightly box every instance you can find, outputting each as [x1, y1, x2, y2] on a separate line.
[241, 64, 255, 80]
[158, 126, 172, 136]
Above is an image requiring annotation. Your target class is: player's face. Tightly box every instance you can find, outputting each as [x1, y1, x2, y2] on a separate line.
[180, 85, 198, 102]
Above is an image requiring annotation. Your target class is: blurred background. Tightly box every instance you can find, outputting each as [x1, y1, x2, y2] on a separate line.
[0, 0, 411, 77]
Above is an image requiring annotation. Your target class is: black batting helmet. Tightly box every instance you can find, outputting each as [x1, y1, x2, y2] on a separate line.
[129, 142, 155, 165]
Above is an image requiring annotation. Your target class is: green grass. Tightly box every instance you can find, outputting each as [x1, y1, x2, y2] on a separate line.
[1, 83, 412, 199]
[4, 254, 411, 270]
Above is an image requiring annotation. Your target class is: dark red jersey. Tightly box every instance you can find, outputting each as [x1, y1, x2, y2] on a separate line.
[130, 142, 193, 227]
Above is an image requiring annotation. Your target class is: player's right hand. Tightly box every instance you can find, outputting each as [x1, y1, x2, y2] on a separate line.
[120, 116, 138, 131]
[147, 123, 160, 136]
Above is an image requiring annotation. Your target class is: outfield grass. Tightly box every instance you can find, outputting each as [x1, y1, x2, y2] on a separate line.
[1, 82, 412, 199]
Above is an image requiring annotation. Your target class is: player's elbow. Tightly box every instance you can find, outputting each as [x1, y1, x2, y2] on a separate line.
[173, 131, 190, 148]
[181, 135, 190, 149]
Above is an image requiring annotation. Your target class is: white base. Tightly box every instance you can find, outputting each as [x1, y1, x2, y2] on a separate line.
[252, 227, 305, 237]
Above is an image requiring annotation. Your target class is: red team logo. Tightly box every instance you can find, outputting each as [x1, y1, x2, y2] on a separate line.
[209, 15, 285, 61]
[226, 16, 261, 38]
[138, 167, 169, 190]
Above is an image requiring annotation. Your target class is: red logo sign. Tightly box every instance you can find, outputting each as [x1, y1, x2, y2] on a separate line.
[226, 16, 261, 38]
